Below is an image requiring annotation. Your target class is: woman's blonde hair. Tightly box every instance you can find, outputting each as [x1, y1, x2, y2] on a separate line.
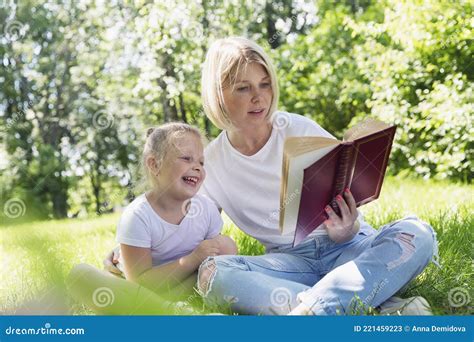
[137, 122, 203, 191]
[201, 37, 279, 130]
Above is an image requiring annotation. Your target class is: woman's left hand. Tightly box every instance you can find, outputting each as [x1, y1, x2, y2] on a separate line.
[324, 188, 360, 243]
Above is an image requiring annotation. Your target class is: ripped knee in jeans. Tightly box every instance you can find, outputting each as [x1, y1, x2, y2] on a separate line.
[385, 216, 441, 271]
[196, 257, 217, 297]
[387, 232, 416, 271]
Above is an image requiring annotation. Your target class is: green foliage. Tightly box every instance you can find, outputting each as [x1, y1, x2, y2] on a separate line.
[276, 0, 473, 182]
[0, 0, 472, 220]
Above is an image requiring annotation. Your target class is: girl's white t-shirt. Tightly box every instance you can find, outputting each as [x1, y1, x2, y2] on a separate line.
[199, 111, 374, 251]
[116, 193, 223, 266]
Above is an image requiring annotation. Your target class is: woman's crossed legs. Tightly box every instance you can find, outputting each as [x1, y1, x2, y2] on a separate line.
[197, 216, 438, 315]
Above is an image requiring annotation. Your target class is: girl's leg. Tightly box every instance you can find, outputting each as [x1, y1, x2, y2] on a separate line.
[294, 216, 438, 315]
[165, 273, 198, 301]
[196, 239, 328, 315]
[67, 263, 170, 315]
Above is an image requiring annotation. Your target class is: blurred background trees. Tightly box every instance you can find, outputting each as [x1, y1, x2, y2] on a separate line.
[1, 0, 472, 221]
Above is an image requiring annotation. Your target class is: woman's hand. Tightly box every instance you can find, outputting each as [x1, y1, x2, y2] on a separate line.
[324, 188, 360, 244]
[103, 245, 123, 276]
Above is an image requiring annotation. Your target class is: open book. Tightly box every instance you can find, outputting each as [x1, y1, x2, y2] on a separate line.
[279, 118, 397, 246]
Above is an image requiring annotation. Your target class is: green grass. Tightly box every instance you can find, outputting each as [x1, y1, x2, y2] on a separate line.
[1, 176, 472, 315]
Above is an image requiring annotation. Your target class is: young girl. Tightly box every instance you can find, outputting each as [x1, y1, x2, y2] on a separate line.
[68, 122, 237, 314]
[117, 122, 237, 293]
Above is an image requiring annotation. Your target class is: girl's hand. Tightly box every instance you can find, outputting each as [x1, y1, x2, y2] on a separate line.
[324, 188, 360, 243]
[103, 245, 123, 276]
[191, 239, 221, 263]
[213, 235, 238, 255]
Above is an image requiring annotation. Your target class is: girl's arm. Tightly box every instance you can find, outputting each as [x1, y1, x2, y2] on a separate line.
[120, 236, 224, 293]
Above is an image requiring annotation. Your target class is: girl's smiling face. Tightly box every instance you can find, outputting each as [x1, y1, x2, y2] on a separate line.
[151, 132, 205, 200]
[222, 62, 273, 131]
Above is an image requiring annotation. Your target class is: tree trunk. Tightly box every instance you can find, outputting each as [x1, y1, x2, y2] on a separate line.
[201, 0, 213, 136]
[52, 187, 68, 218]
[159, 54, 179, 122]
[265, 1, 279, 49]
[90, 166, 101, 215]
[178, 92, 187, 123]
[348, 0, 359, 14]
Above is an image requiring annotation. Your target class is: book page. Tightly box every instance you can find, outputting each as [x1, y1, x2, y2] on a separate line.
[283, 136, 338, 157]
[280, 137, 339, 226]
[343, 118, 390, 142]
[280, 144, 339, 235]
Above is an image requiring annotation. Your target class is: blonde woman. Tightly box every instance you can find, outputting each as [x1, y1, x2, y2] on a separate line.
[106, 37, 439, 315]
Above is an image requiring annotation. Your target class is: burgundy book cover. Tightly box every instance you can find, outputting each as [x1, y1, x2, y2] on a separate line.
[294, 126, 396, 246]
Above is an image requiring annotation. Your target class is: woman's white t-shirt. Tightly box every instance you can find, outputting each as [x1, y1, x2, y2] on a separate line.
[200, 111, 373, 251]
[116, 193, 223, 266]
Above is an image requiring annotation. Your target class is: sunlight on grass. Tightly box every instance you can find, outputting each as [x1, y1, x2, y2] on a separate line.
[1, 177, 472, 315]
[0, 214, 120, 313]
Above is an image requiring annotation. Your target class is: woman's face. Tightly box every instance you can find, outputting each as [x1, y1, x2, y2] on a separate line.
[222, 62, 273, 131]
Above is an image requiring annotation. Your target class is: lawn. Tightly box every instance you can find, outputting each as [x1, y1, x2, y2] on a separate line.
[1, 176, 472, 315]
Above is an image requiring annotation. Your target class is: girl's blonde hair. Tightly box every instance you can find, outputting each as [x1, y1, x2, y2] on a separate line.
[138, 122, 203, 191]
[201, 37, 280, 130]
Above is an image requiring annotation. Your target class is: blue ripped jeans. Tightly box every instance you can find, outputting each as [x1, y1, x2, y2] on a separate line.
[197, 216, 439, 315]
